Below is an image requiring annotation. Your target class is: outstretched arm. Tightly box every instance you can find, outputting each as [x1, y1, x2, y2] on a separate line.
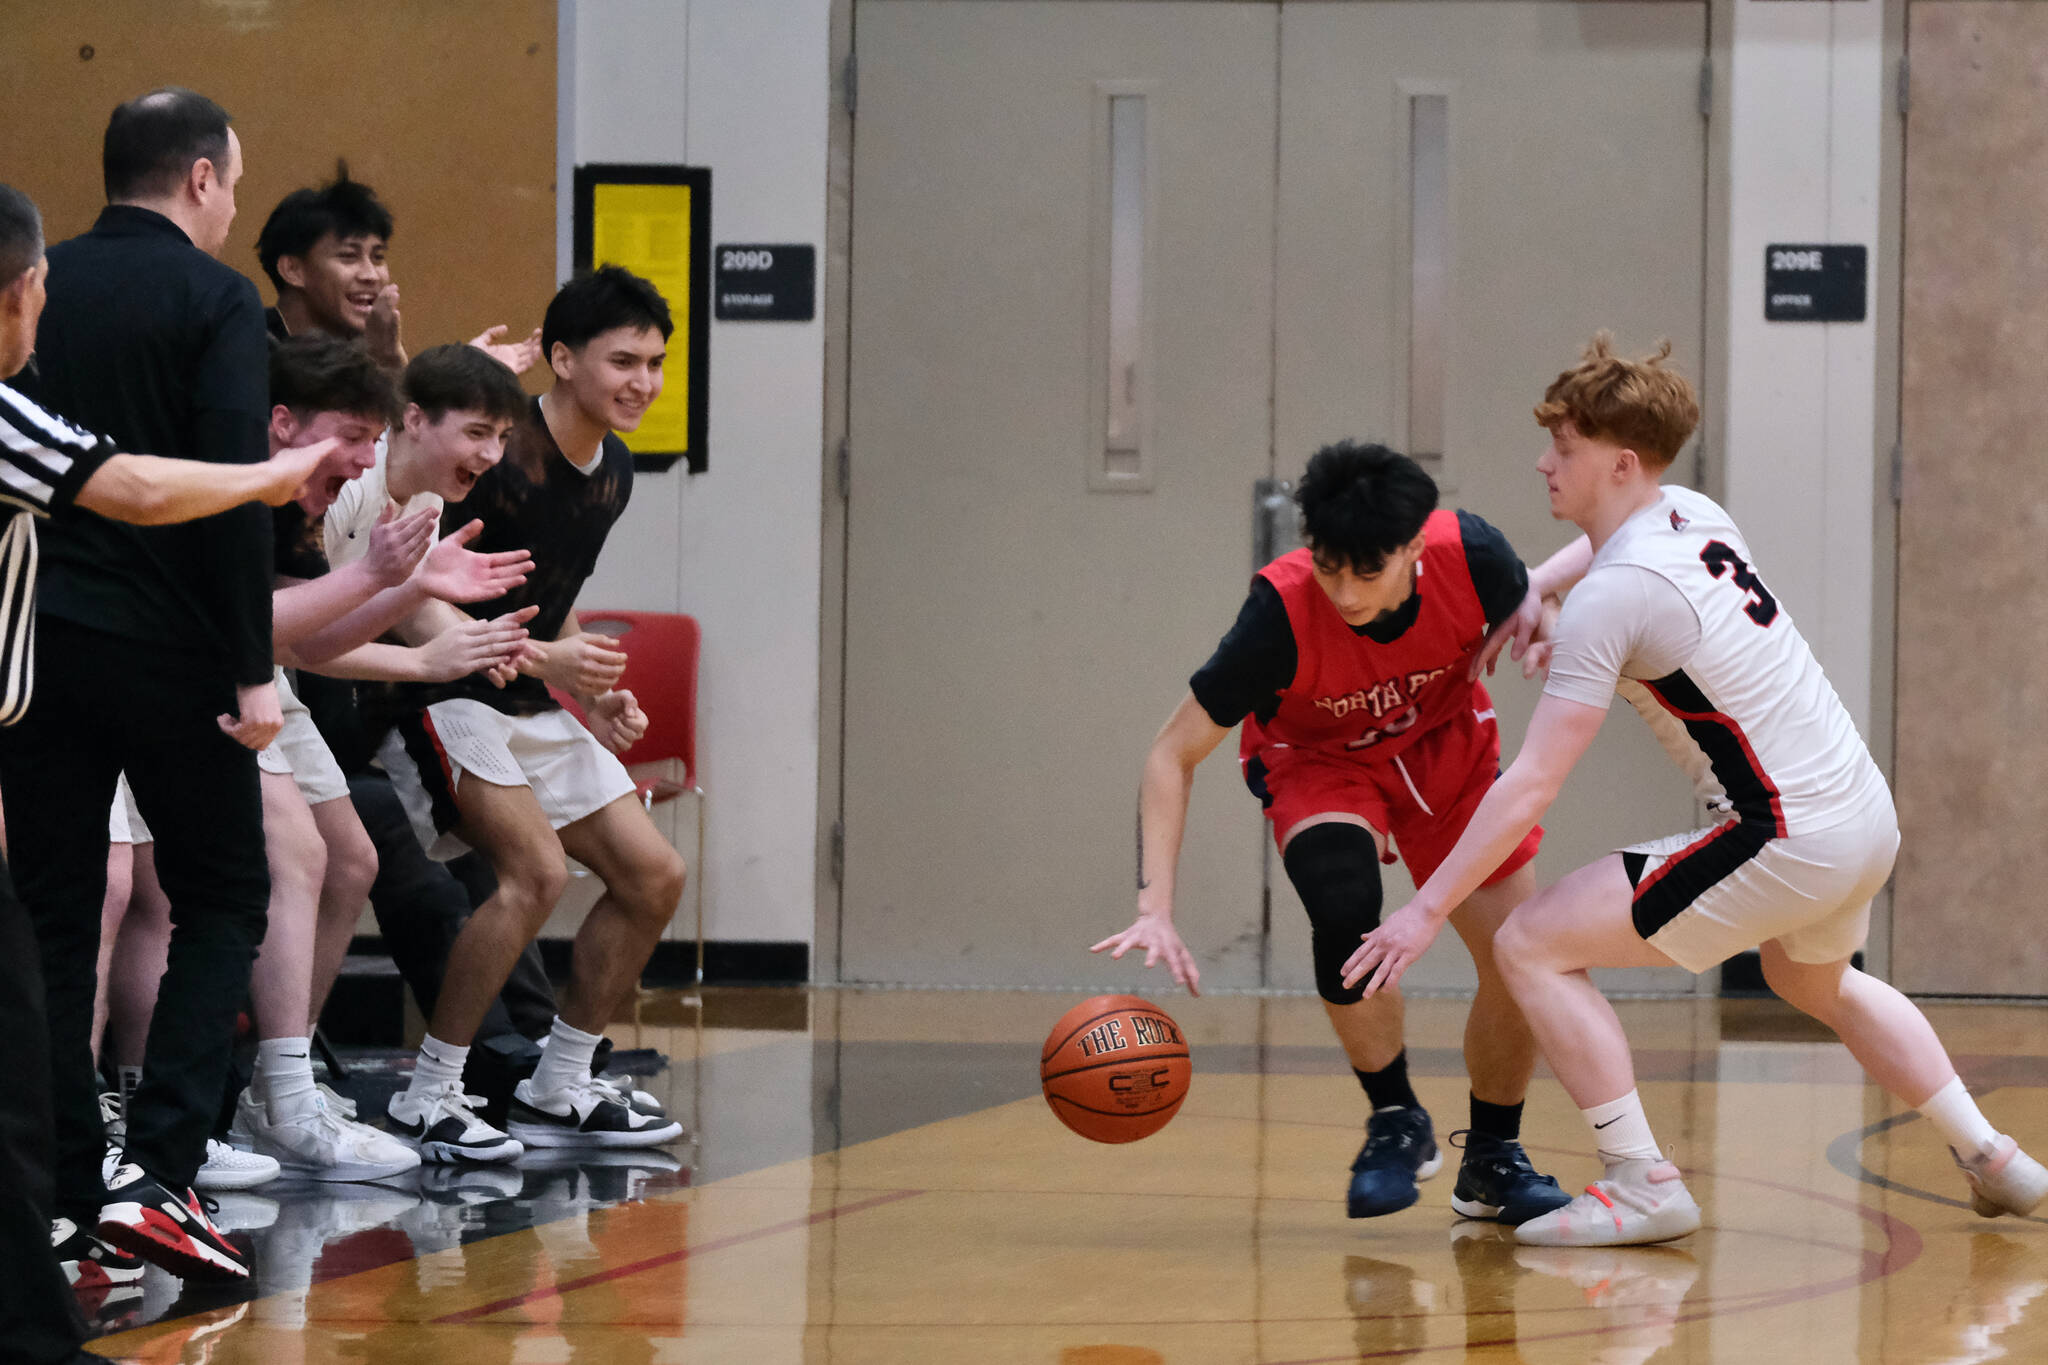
[74, 439, 338, 525]
[1342, 692, 1608, 995]
[1089, 693, 1232, 996]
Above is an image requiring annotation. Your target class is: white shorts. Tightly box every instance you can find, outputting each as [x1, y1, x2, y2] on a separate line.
[108, 773, 151, 845]
[378, 698, 636, 861]
[1622, 791, 1900, 974]
[255, 668, 351, 806]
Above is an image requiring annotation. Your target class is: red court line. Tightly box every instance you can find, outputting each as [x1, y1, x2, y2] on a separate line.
[430, 1188, 923, 1325]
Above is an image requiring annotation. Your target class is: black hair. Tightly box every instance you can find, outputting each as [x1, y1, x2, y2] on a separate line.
[269, 334, 398, 424]
[1294, 440, 1438, 574]
[541, 265, 672, 359]
[402, 344, 527, 425]
[255, 161, 395, 291]
[103, 87, 232, 203]
[0, 184, 43, 285]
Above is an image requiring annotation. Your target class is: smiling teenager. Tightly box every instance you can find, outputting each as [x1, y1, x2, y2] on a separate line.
[377, 267, 685, 1162]
[256, 163, 542, 375]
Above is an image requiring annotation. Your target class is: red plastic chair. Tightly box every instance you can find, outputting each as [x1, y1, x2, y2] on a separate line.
[552, 610, 706, 984]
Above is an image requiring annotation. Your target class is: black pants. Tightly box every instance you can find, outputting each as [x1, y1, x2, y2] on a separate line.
[0, 855, 91, 1365]
[347, 770, 556, 1041]
[0, 618, 268, 1216]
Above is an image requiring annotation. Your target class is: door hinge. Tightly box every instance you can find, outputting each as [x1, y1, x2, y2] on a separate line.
[835, 435, 851, 502]
[1896, 56, 1910, 118]
[829, 818, 845, 886]
[842, 49, 857, 117]
[1890, 440, 1904, 506]
[1698, 57, 1713, 120]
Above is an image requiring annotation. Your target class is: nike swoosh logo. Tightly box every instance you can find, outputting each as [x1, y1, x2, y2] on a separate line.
[1593, 1116, 1622, 1129]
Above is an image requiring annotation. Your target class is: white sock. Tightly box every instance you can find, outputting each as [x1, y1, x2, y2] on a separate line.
[1917, 1075, 2000, 1156]
[531, 1017, 602, 1097]
[254, 1037, 317, 1114]
[1583, 1089, 1663, 1163]
[409, 1034, 470, 1093]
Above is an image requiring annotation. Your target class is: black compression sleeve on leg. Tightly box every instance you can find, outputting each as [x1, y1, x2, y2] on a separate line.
[1281, 822, 1387, 1005]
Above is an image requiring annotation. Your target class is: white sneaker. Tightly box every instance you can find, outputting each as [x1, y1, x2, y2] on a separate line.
[195, 1137, 280, 1191]
[1956, 1135, 2048, 1218]
[509, 1075, 685, 1149]
[231, 1088, 421, 1183]
[1514, 1159, 1702, 1247]
[385, 1081, 524, 1164]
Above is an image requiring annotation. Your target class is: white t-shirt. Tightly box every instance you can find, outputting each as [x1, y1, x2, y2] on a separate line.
[1543, 565, 1701, 708]
[324, 434, 445, 569]
[1540, 484, 1887, 833]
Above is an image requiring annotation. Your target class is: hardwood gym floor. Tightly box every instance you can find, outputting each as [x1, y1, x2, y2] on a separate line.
[83, 987, 2048, 1363]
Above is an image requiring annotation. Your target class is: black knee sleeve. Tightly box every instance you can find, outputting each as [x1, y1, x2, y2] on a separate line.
[1281, 822, 1386, 1005]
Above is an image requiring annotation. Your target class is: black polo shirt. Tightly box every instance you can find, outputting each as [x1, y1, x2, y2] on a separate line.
[11, 205, 273, 685]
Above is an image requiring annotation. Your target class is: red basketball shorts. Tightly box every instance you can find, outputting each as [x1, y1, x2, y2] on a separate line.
[1244, 702, 1542, 889]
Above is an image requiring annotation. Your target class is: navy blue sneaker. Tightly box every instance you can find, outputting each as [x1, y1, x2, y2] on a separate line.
[1448, 1129, 1571, 1225]
[1348, 1105, 1442, 1217]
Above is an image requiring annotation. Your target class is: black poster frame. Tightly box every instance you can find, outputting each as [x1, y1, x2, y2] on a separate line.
[572, 163, 713, 473]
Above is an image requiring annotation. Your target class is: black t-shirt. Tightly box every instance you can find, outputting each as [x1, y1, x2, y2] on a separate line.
[272, 501, 331, 581]
[399, 397, 635, 716]
[1190, 510, 1529, 728]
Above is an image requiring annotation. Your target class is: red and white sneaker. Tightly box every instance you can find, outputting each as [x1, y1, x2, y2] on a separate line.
[96, 1161, 251, 1283]
[53, 1215, 144, 1292]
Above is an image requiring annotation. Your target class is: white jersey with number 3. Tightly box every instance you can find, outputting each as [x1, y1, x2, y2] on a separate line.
[1544, 485, 1889, 836]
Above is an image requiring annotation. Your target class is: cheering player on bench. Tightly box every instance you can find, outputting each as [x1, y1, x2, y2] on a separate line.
[378, 267, 685, 1159]
[1344, 335, 2048, 1246]
[1095, 441, 1573, 1226]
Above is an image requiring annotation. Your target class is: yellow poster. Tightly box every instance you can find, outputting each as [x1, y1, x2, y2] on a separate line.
[591, 181, 694, 457]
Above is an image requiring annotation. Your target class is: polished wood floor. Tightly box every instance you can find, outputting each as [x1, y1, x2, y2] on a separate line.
[85, 988, 2048, 1363]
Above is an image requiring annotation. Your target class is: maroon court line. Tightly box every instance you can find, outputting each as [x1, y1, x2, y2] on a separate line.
[429, 1188, 924, 1325]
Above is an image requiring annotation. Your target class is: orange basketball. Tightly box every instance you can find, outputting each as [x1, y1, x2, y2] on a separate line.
[1040, 994, 1191, 1143]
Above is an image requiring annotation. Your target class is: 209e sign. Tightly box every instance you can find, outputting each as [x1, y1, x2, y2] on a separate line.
[1764, 244, 1866, 323]
[714, 243, 815, 322]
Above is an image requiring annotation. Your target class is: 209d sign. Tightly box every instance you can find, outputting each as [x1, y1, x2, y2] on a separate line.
[714, 244, 816, 322]
[1764, 244, 1866, 323]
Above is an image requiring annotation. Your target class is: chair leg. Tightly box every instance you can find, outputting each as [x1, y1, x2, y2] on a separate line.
[693, 786, 707, 987]
[312, 1027, 348, 1081]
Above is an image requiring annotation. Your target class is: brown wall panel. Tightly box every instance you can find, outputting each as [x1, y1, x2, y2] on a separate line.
[1896, 2, 2048, 995]
[0, 0, 557, 379]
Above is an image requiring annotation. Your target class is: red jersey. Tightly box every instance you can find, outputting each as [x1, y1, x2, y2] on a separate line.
[1240, 510, 1493, 769]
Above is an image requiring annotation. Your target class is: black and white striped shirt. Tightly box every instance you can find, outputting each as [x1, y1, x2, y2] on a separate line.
[0, 383, 114, 724]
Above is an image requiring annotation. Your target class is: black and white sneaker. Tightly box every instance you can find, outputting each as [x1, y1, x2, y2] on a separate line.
[53, 1215, 144, 1292]
[591, 1071, 671, 1121]
[96, 1162, 251, 1283]
[385, 1081, 525, 1164]
[509, 1075, 685, 1148]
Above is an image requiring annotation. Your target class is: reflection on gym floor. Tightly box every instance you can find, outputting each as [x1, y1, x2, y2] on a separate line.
[87, 989, 2048, 1364]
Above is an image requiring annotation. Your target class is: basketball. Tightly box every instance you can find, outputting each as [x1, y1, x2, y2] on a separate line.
[1040, 994, 1192, 1143]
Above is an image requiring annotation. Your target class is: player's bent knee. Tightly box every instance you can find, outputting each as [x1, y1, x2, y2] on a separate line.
[615, 848, 687, 925]
[1282, 823, 1385, 1006]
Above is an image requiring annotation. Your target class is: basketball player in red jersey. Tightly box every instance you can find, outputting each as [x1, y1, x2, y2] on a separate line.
[1095, 441, 1576, 1224]
[1344, 335, 2048, 1246]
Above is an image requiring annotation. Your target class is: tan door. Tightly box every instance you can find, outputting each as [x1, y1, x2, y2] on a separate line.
[1265, 2, 1712, 996]
[1894, 3, 2048, 996]
[841, 2, 1279, 986]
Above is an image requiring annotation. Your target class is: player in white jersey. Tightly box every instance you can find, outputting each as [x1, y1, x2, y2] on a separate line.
[1339, 334, 2048, 1247]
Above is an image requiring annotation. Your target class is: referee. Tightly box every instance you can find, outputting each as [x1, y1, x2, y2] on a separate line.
[0, 182, 333, 1359]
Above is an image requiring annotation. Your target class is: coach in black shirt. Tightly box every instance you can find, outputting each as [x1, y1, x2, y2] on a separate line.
[0, 89, 279, 1284]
